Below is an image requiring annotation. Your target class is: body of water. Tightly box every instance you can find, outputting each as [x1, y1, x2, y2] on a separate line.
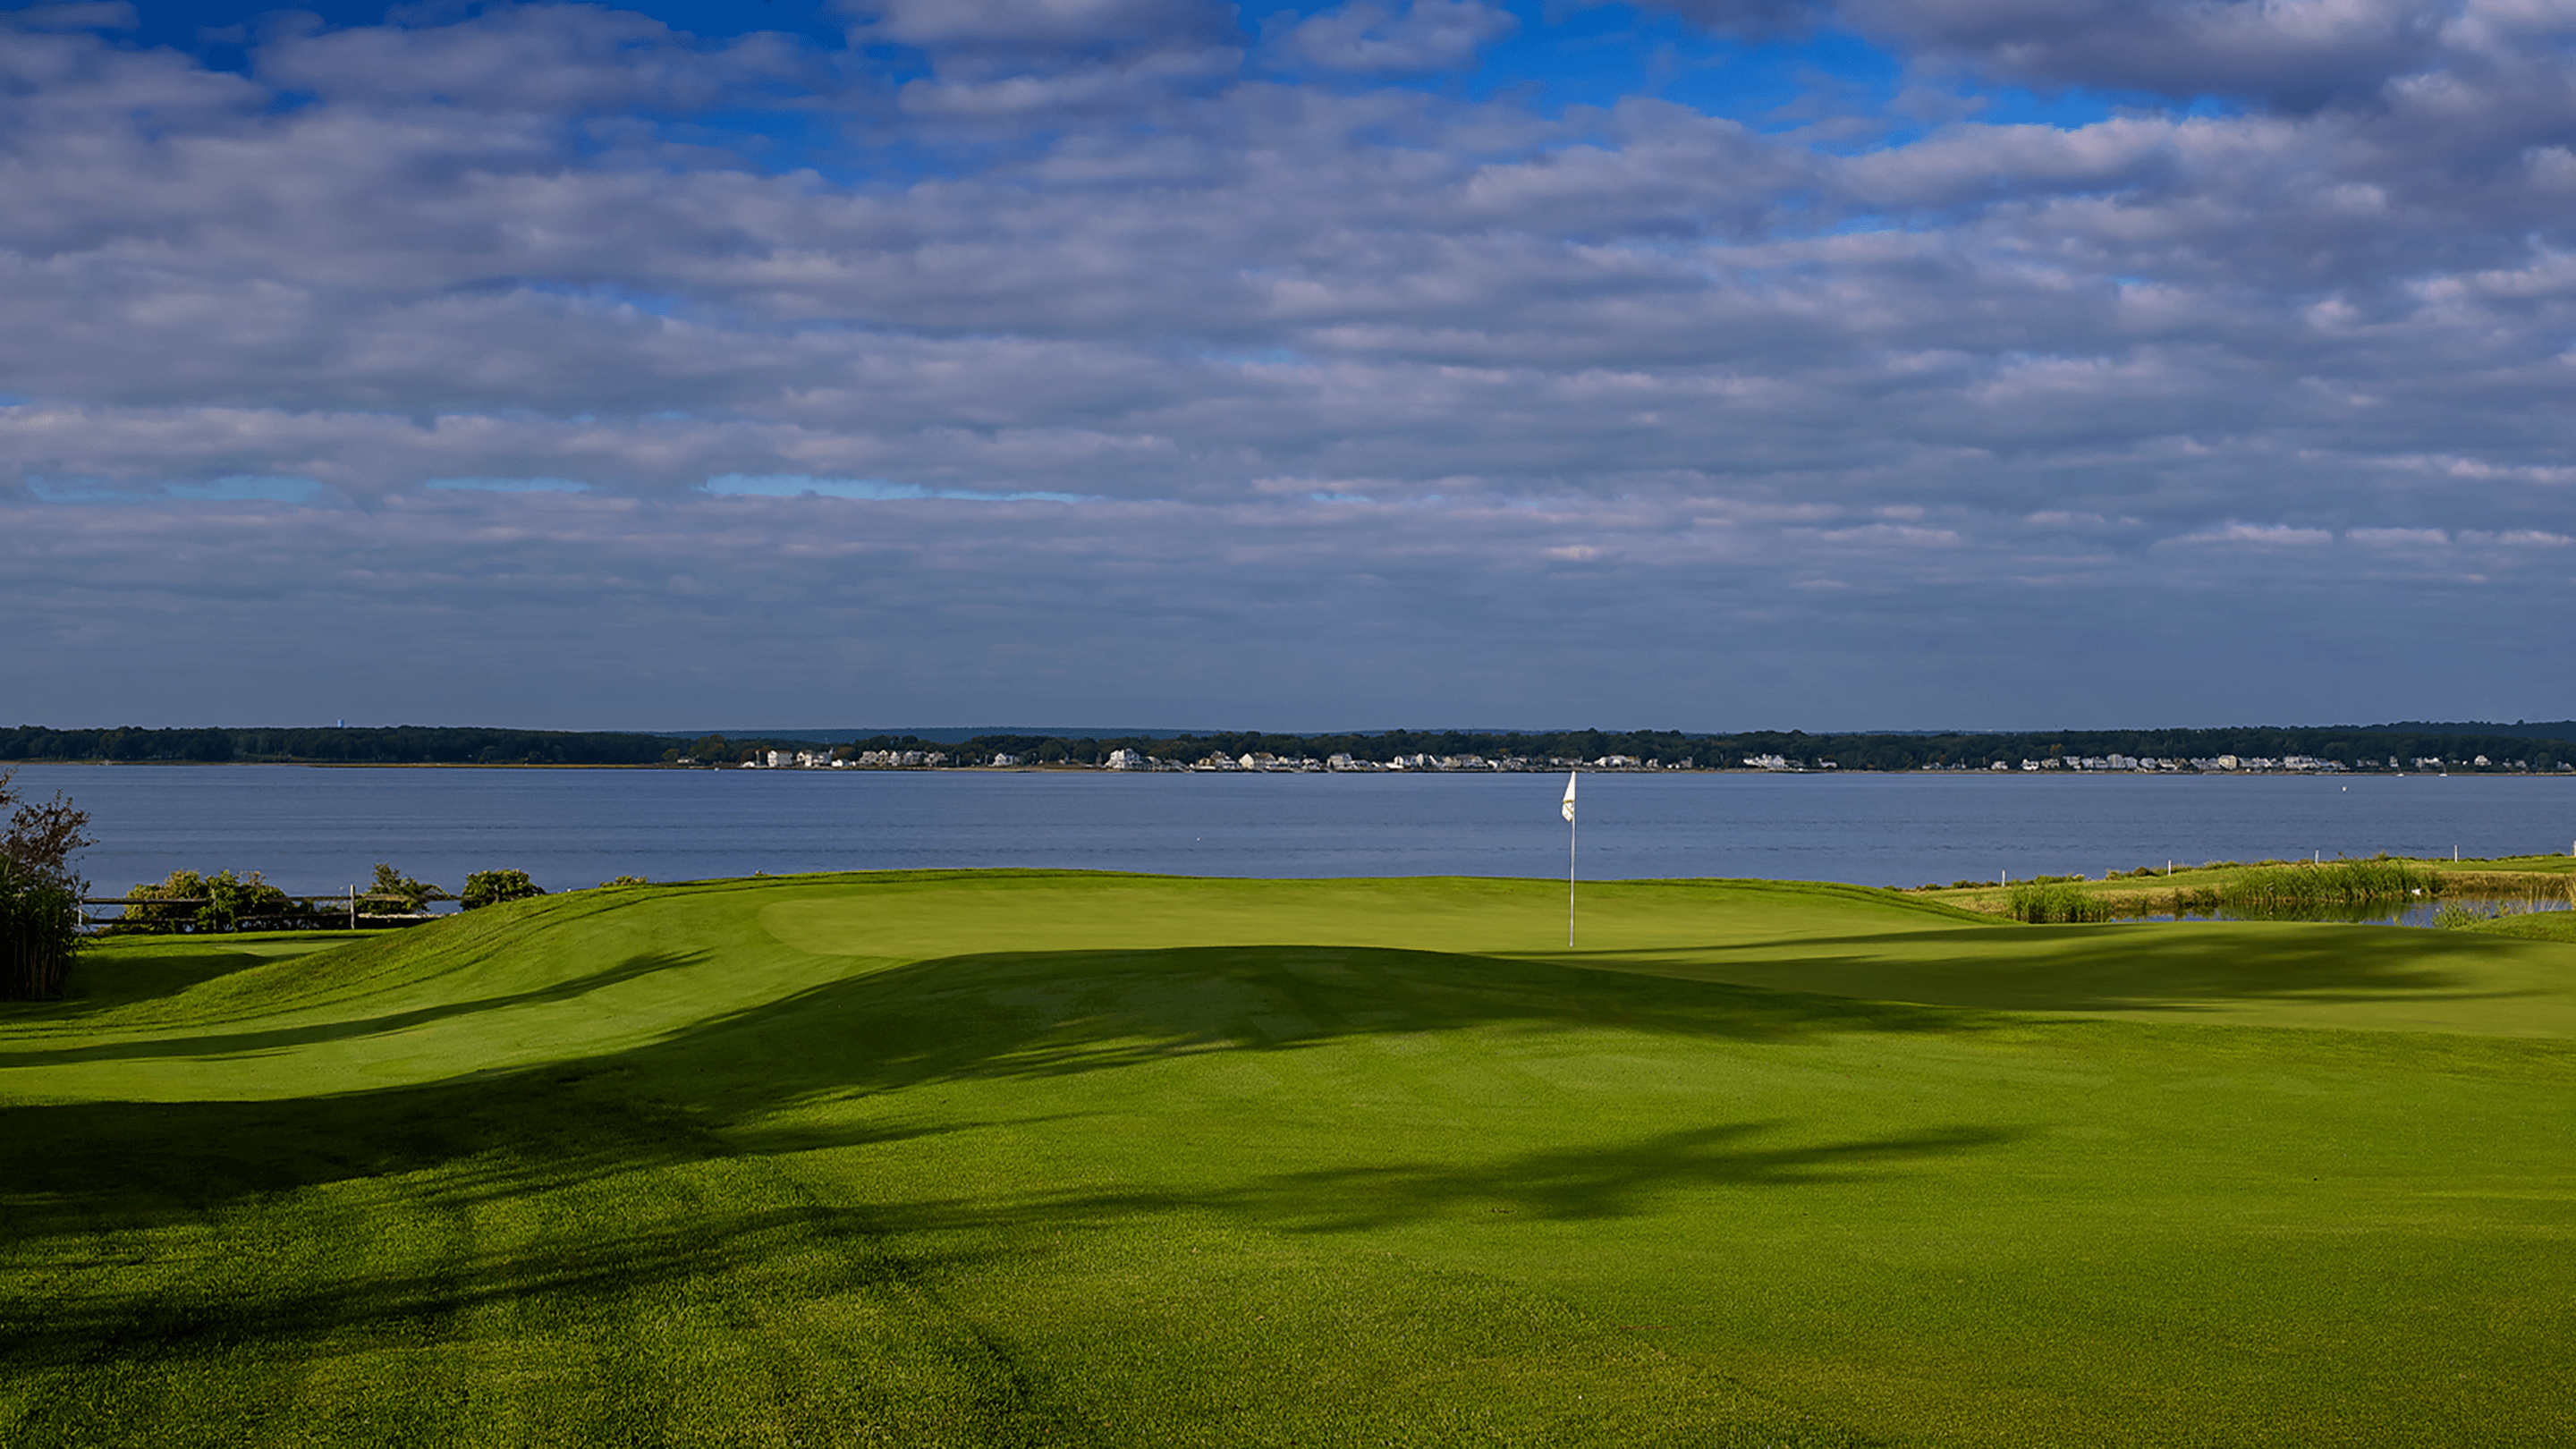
[10, 764, 2575, 902]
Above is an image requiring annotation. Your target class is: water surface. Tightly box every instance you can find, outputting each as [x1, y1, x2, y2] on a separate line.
[13, 764, 2573, 901]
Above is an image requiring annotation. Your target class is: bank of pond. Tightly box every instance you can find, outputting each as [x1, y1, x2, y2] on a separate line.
[1918, 852, 2576, 929]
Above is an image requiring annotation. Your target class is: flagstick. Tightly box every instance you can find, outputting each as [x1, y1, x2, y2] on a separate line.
[1558, 768, 1580, 948]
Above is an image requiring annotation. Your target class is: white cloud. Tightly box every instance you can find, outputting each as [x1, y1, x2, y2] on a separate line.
[1277, 1, 1520, 73]
[2167, 522, 2338, 547]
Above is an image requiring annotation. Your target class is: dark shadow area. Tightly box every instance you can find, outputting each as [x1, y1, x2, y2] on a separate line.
[0, 950, 708, 1067]
[0, 1201, 888, 1372]
[0, 936, 385, 1025]
[659, 941, 1996, 1093]
[1077, 1120, 2026, 1234]
[15, 946, 279, 1018]
[1548, 920, 2566, 1016]
[0, 1070, 981, 1243]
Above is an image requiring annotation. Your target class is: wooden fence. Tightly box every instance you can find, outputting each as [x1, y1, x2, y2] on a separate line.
[79, 892, 440, 930]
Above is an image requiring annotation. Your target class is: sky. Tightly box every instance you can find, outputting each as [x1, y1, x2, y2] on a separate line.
[2, 0, 2572, 733]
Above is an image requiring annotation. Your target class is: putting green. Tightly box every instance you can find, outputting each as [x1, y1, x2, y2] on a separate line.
[4, 871, 2573, 1447]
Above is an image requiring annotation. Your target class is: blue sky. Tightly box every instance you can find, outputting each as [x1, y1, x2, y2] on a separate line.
[3, 0, 2571, 730]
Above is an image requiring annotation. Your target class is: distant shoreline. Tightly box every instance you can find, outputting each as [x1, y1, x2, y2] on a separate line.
[10, 721, 2572, 775]
[15, 758, 2575, 779]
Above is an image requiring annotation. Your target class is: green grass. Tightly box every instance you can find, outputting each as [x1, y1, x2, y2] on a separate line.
[6, 870, 2576, 1446]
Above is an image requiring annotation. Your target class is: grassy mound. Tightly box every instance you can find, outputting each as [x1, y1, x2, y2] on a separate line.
[5, 872, 2575, 1446]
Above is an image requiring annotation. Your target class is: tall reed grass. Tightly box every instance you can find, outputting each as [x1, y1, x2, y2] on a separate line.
[2199, 860, 2438, 914]
[2006, 882, 2113, 924]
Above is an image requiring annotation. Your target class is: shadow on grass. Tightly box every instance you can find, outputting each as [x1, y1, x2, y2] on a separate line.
[0, 943, 1990, 1238]
[940, 1119, 2029, 1236]
[0, 935, 2046, 1410]
[0, 1106, 2017, 1379]
[0, 951, 708, 1067]
[1567, 920, 2558, 1015]
[0, 1200, 878, 1371]
[651, 942, 1992, 1096]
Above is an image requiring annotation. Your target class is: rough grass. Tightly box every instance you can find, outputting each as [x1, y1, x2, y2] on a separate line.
[6, 870, 2576, 1447]
[1936, 853, 2573, 919]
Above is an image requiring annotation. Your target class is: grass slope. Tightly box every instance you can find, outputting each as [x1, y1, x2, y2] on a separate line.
[5, 871, 2575, 1447]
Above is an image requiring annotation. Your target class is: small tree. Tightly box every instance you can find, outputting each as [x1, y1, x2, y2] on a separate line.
[462, 869, 546, 911]
[117, 869, 209, 933]
[1, 767, 96, 998]
[197, 869, 309, 932]
[369, 863, 445, 914]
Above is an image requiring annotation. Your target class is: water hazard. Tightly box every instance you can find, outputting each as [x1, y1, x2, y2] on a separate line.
[13, 763, 2573, 907]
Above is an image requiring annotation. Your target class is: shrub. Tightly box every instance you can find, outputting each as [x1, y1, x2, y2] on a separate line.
[201, 869, 313, 931]
[462, 869, 547, 911]
[0, 767, 92, 997]
[115, 869, 211, 933]
[0, 861, 81, 999]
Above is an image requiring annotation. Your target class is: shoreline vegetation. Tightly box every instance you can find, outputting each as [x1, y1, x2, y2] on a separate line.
[4, 721, 2575, 773]
[1919, 854, 2576, 923]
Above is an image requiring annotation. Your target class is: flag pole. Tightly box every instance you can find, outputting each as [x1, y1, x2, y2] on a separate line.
[1561, 770, 1579, 947]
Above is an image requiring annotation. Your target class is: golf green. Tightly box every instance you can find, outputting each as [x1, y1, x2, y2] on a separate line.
[4, 871, 2572, 1446]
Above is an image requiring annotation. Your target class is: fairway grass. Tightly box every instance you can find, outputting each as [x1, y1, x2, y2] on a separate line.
[6, 872, 2575, 1446]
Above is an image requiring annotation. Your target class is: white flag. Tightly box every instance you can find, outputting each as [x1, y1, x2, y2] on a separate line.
[1560, 770, 1578, 823]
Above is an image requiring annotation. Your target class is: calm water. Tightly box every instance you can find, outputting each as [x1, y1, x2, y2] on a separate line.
[12, 764, 2575, 902]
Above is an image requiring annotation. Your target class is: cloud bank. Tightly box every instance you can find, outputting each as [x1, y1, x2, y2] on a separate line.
[1, 0, 2570, 727]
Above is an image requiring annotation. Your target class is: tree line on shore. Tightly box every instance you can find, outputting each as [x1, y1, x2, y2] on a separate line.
[2, 722, 2570, 773]
[804, 725, 2572, 773]
[0, 725, 674, 767]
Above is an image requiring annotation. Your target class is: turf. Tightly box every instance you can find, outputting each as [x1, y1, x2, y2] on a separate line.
[5, 871, 2575, 1447]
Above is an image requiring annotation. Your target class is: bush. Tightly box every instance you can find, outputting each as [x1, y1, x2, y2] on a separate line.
[462, 869, 547, 911]
[118, 869, 326, 933]
[597, 875, 649, 889]
[0, 767, 93, 997]
[0, 860, 81, 998]
[114, 869, 209, 932]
